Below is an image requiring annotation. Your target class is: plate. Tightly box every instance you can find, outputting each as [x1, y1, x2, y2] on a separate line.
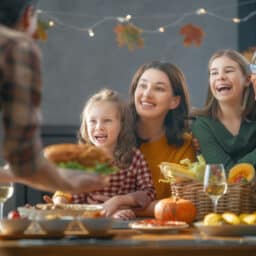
[129, 219, 189, 233]
[194, 221, 256, 236]
[18, 204, 103, 219]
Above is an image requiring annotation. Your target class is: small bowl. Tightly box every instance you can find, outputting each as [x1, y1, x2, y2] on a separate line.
[0, 219, 31, 235]
[37, 218, 71, 235]
[79, 217, 113, 235]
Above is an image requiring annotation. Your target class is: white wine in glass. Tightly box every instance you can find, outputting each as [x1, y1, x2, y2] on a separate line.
[0, 183, 14, 219]
[203, 164, 227, 213]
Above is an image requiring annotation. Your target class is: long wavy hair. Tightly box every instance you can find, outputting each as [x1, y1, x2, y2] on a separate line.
[78, 89, 136, 168]
[192, 49, 256, 120]
[129, 61, 191, 147]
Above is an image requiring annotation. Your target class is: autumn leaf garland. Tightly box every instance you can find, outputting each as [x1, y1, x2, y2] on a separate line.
[114, 23, 144, 51]
[179, 23, 205, 47]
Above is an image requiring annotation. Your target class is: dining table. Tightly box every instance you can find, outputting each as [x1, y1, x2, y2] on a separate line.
[0, 221, 256, 256]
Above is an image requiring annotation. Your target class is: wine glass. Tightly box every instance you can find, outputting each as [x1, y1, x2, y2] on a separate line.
[0, 182, 14, 219]
[203, 164, 227, 213]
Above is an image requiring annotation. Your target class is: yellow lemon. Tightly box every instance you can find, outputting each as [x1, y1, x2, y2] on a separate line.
[222, 212, 240, 225]
[242, 213, 256, 224]
[239, 213, 250, 224]
[203, 213, 222, 226]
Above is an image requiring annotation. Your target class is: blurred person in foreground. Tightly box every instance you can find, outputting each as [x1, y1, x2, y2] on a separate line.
[0, 0, 108, 193]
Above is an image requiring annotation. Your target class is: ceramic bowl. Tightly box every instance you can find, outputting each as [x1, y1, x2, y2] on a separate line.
[79, 217, 113, 235]
[37, 218, 72, 235]
[0, 219, 31, 235]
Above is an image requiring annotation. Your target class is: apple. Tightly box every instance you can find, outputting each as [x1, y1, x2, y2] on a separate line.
[7, 210, 21, 219]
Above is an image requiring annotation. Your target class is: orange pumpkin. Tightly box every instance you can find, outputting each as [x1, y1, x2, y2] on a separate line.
[154, 197, 196, 224]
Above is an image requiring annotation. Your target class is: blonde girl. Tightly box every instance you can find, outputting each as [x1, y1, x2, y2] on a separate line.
[53, 89, 156, 220]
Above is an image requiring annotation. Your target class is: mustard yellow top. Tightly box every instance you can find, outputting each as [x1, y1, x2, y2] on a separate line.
[140, 132, 196, 200]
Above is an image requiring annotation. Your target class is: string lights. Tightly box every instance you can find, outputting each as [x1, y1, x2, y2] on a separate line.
[38, 0, 256, 38]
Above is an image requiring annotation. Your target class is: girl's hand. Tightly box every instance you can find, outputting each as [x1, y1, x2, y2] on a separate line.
[112, 209, 136, 220]
[102, 196, 123, 217]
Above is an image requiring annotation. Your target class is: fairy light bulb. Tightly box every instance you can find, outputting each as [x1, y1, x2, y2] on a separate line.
[196, 8, 207, 15]
[232, 17, 240, 23]
[88, 29, 95, 37]
[48, 20, 55, 27]
[125, 14, 132, 21]
[158, 27, 165, 33]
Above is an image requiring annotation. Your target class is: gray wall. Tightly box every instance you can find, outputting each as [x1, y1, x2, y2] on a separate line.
[38, 0, 238, 126]
[2, 0, 240, 213]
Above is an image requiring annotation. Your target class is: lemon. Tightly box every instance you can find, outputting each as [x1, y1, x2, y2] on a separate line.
[241, 213, 256, 224]
[203, 213, 222, 226]
[239, 213, 250, 223]
[222, 212, 240, 225]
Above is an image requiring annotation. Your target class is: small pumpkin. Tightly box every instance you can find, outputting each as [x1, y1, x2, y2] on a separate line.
[154, 197, 196, 224]
[228, 163, 255, 184]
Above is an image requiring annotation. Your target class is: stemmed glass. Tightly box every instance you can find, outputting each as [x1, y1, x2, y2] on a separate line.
[203, 164, 227, 213]
[0, 182, 14, 219]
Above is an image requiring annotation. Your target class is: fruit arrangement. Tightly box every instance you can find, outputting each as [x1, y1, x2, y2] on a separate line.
[203, 212, 256, 225]
[159, 154, 206, 183]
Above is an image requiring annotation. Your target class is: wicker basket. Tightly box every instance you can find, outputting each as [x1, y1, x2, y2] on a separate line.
[171, 181, 256, 221]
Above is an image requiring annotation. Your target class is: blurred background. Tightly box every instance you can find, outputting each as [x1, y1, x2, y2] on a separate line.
[1, 0, 255, 213]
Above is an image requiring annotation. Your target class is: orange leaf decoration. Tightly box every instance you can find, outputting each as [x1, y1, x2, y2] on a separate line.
[33, 19, 50, 41]
[241, 47, 256, 62]
[114, 23, 144, 51]
[179, 23, 205, 47]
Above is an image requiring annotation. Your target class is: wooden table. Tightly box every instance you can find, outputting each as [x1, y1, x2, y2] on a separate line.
[0, 228, 256, 256]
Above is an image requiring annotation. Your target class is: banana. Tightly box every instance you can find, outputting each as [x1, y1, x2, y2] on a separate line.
[159, 162, 197, 180]
[159, 154, 206, 182]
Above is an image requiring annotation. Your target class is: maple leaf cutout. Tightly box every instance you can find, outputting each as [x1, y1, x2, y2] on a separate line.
[114, 23, 144, 51]
[34, 19, 50, 41]
[179, 23, 205, 47]
[241, 47, 256, 62]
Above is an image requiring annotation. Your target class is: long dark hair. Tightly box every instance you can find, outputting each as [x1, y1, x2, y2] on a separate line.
[129, 61, 191, 147]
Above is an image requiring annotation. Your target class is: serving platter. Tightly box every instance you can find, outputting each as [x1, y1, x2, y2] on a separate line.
[18, 204, 103, 219]
[194, 221, 256, 236]
[129, 219, 189, 234]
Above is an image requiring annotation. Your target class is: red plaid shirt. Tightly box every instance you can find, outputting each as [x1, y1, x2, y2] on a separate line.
[72, 149, 156, 208]
[0, 25, 46, 176]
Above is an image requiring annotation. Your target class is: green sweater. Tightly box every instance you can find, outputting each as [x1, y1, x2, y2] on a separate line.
[191, 116, 256, 173]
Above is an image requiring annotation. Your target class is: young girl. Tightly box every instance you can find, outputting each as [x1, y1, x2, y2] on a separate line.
[192, 49, 256, 172]
[52, 89, 156, 220]
[129, 61, 196, 215]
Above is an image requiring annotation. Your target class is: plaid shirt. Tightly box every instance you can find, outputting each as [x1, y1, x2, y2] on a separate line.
[72, 149, 156, 208]
[0, 25, 45, 175]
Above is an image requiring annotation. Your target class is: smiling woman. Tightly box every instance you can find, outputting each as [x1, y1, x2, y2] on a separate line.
[192, 49, 256, 173]
[129, 61, 196, 206]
